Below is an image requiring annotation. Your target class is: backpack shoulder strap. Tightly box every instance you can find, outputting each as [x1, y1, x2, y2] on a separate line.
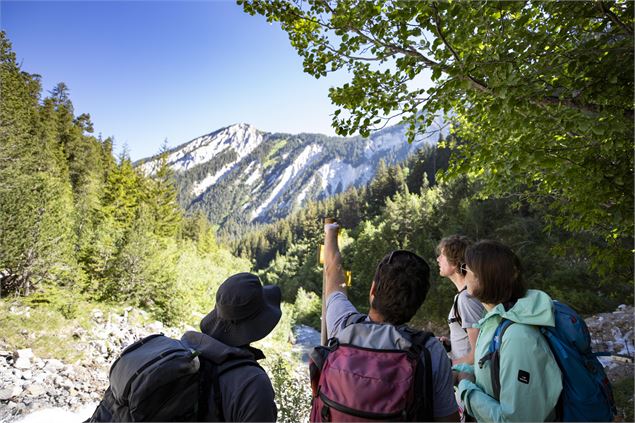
[343, 312, 368, 328]
[399, 328, 434, 421]
[477, 319, 515, 400]
[198, 358, 216, 421]
[417, 334, 434, 421]
[200, 357, 263, 422]
[448, 287, 467, 330]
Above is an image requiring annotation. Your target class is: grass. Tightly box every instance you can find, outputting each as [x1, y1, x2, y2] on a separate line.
[0, 299, 87, 362]
[263, 139, 288, 169]
[0, 297, 153, 363]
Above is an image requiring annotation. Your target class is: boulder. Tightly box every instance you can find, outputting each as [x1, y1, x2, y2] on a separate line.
[0, 385, 22, 401]
[13, 357, 31, 370]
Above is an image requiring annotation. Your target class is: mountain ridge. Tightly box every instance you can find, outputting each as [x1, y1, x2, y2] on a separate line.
[138, 121, 446, 230]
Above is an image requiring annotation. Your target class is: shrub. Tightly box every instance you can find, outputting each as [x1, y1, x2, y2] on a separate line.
[294, 288, 321, 329]
[266, 354, 312, 423]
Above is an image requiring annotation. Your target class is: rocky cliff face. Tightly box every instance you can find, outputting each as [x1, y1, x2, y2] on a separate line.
[137, 122, 444, 230]
[1, 304, 633, 422]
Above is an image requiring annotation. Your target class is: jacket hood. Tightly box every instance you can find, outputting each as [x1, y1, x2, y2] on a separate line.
[181, 330, 258, 364]
[482, 289, 555, 327]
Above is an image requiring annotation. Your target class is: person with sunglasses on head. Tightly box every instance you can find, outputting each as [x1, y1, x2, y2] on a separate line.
[436, 235, 485, 366]
[313, 222, 459, 422]
[453, 240, 562, 422]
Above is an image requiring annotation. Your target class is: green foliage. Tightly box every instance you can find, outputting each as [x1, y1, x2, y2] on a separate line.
[0, 31, 255, 326]
[181, 210, 220, 255]
[0, 32, 79, 295]
[612, 376, 635, 423]
[174, 240, 252, 325]
[144, 149, 182, 238]
[265, 354, 312, 423]
[253, 301, 311, 423]
[24, 283, 84, 319]
[239, 0, 634, 276]
[294, 288, 321, 329]
[0, 298, 95, 362]
[259, 242, 322, 302]
[241, 153, 631, 325]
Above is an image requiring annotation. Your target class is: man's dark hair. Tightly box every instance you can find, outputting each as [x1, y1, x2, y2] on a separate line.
[371, 250, 430, 325]
[465, 240, 526, 305]
[437, 235, 473, 275]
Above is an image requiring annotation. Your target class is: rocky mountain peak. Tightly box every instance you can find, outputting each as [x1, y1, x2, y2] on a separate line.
[138, 120, 446, 230]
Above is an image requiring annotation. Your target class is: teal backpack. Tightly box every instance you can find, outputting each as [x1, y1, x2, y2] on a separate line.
[479, 301, 616, 422]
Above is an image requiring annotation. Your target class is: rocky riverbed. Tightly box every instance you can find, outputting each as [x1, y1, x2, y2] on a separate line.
[0, 304, 632, 423]
[0, 306, 183, 422]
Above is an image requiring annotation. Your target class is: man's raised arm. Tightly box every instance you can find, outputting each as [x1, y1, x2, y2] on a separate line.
[323, 222, 346, 300]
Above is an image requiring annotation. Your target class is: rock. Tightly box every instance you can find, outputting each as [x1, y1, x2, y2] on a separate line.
[14, 348, 34, 360]
[25, 384, 46, 397]
[13, 357, 31, 370]
[73, 328, 87, 339]
[92, 309, 104, 323]
[60, 378, 74, 389]
[44, 359, 64, 372]
[0, 385, 22, 400]
[146, 321, 164, 333]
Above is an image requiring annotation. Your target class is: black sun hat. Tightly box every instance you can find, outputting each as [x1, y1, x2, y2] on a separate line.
[200, 272, 282, 347]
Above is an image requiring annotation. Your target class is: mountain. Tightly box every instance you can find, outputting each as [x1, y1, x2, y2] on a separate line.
[137, 121, 445, 231]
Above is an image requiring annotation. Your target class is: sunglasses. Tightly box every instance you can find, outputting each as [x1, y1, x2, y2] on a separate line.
[375, 250, 427, 294]
[459, 263, 472, 275]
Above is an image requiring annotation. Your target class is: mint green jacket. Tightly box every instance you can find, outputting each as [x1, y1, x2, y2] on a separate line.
[458, 290, 563, 422]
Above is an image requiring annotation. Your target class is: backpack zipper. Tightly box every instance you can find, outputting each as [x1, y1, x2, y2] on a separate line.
[319, 392, 406, 420]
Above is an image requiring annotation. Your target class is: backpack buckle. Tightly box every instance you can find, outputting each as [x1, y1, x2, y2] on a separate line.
[327, 337, 340, 350]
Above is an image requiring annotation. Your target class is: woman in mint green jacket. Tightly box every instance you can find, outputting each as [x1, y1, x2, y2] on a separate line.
[454, 240, 562, 422]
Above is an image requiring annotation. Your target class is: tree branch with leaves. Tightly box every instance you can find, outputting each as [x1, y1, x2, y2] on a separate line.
[239, 0, 633, 275]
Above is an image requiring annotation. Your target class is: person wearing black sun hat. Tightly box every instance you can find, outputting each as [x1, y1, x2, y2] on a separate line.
[181, 272, 282, 422]
[199, 272, 282, 347]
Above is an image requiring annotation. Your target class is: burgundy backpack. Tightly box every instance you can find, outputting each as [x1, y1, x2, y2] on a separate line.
[309, 315, 434, 422]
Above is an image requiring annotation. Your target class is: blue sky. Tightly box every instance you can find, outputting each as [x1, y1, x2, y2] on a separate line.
[1, 1, 350, 160]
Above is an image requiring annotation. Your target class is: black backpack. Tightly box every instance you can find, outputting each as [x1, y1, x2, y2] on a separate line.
[87, 333, 260, 422]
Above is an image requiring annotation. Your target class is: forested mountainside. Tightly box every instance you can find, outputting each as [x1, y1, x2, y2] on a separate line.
[137, 120, 445, 236]
[231, 139, 633, 326]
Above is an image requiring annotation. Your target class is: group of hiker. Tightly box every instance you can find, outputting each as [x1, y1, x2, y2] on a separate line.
[89, 221, 615, 422]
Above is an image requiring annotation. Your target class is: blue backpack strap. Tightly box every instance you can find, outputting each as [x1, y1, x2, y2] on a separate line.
[477, 318, 515, 401]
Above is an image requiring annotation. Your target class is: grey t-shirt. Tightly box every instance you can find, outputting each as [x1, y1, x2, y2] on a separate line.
[448, 289, 485, 360]
[326, 292, 458, 418]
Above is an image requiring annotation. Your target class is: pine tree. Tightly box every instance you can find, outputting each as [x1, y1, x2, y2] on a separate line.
[0, 31, 77, 295]
[144, 144, 182, 239]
